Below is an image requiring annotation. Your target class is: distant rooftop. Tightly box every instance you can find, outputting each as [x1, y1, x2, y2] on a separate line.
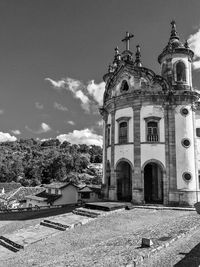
[0, 182, 21, 194]
[44, 182, 78, 189]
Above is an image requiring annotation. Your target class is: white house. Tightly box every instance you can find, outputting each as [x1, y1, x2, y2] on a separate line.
[26, 182, 79, 207]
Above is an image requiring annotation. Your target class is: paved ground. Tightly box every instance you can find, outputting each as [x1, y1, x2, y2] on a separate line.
[0, 212, 94, 260]
[142, 226, 200, 266]
[0, 208, 199, 267]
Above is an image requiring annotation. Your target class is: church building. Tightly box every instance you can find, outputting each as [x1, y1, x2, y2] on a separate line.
[100, 21, 200, 206]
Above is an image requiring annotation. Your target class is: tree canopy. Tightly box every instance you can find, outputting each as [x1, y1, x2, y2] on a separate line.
[0, 139, 102, 186]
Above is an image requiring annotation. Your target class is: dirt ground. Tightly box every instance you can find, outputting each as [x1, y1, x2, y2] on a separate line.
[1, 208, 200, 267]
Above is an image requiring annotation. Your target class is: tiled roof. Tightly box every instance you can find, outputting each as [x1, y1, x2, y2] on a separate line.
[36, 191, 61, 204]
[44, 182, 78, 189]
[0, 182, 21, 193]
[26, 195, 47, 202]
[79, 185, 101, 194]
[3, 187, 45, 202]
[79, 187, 93, 193]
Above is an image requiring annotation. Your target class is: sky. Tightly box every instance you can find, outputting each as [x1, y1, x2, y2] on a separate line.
[0, 0, 200, 146]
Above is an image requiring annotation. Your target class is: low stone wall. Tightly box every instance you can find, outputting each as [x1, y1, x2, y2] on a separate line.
[0, 204, 76, 221]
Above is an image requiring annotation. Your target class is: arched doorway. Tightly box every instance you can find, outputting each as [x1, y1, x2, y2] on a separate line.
[116, 161, 132, 201]
[144, 162, 163, 204]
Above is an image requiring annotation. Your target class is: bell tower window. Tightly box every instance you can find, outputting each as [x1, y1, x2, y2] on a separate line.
[176, 61, 186, 82]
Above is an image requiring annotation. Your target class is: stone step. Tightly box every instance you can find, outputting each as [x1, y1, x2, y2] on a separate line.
[72, 209, 99, 218]
[43, 219, 70, 229]
[0, 236, 24, 253]
[40, 221, 66, 231]
[0, 240, 19, 252]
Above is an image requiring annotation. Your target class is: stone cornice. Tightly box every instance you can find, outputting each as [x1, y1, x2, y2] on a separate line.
[102, 90, 200, 114]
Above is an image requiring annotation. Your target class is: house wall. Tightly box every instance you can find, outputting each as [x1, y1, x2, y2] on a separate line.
[140, 105, 166, 167]
[45, 188, 61, 195]
[54, 185, 78, 205]
[78, 192, 101, 203]
[26, 199, 48, 208]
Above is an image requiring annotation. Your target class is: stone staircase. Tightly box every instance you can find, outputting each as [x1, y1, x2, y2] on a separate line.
[40, 219, 70, 231]
[72, 207, 102, 218]
[0, 236, 24, 252]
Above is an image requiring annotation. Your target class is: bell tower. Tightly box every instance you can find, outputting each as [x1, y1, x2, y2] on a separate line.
[158, 21, 200, 206]
[158, 21, 194, 89]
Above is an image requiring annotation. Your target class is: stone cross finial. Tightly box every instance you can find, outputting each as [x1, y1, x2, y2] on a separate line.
[170, 20, 179, 40]
[122, 31, 134, 51]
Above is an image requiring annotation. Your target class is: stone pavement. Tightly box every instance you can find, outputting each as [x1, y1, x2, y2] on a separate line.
[0, 203, 198, 264]
[0, 204, 124, 260]
[0, 211, 95, 260]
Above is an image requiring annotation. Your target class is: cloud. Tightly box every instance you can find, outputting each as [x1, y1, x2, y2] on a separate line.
[35, 102, 44, 110]
[86, 80, 105, 106]
[75, 90, 90, 111]
[67, 120, 75, 125]
[46, 77, 90, 112]
[56, 128, 103, 146]
[11, 130, 21, 135]
[45, 77, 105, 112]
[45, 78, 65, 89]
[97, 120, 103, 127]
[54, 102, 68, 112]
[0, 109, 4, 115]
[0, 132, 17, 143]
[25, 122, 51, 134]
[188, 28, 200, 70]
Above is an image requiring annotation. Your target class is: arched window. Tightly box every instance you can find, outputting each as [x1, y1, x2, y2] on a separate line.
[147, 121, 158, 142]
[121, 80, 129, 92]
[176, 61, 186, 82]
[119, 121, 128, 144]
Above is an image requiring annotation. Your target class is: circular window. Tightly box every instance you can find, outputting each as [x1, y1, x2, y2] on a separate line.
[180, 107, 189, 116]
[182, 172, 192, 182]
[181, 138, 191, 148]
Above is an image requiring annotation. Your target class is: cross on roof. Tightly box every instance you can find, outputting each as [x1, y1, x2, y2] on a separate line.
[122, 31, 134, 51]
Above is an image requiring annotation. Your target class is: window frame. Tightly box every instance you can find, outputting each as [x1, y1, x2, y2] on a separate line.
[144, 116, 161, 143]
[116, 117, 131, 144]
[174, 60, 187, 83]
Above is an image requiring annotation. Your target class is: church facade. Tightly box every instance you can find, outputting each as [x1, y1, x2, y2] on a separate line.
[100, 21, 200, 206]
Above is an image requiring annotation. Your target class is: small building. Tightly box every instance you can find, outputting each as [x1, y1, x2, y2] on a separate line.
[26, 182, 79, 207]
[1, 186, 44, 209]
[78, 185, 101, 203]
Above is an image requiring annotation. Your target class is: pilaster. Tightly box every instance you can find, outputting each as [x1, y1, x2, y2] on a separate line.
[164, 105, 177, 205]
[109, 109, 117, 200]
[132, 105, 143, 203]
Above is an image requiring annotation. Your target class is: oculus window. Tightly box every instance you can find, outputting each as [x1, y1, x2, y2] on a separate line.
[182, 172, 192, 182]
